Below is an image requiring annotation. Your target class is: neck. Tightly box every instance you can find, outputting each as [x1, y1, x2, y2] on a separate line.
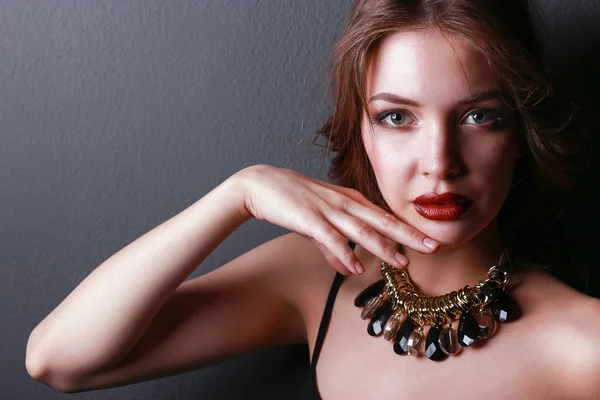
[401, 219, 504, 296]
[357, 219, 508, 296]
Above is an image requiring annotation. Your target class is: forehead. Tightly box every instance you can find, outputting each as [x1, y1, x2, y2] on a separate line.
[367, 29, 499, 104]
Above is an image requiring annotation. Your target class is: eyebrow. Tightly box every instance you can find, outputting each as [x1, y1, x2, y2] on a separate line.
[368, 89, 503, 107]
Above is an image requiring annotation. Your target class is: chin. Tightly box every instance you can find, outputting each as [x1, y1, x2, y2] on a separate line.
[399, 207, 493, 248]
[420, 223, 480, 248]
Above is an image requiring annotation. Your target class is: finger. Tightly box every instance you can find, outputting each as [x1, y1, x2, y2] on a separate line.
[336, 194, 439, 253]
[322, 208, 408, 269]
[313, 183, 437, 253]
[309, 221, 365, 275]
[310, 239, 353, 276]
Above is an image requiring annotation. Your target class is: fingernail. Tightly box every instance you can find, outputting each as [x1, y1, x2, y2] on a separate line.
[395, 252, 409, 267]
[423, 238, 439, 250]
[354, 261, 365, 274]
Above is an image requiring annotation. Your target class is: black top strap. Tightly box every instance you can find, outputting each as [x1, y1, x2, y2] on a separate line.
[308, 240, 355, 367]
[299, 241, 355, 399]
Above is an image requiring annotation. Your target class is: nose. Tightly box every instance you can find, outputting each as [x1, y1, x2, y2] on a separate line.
[418, 121, 462, 180]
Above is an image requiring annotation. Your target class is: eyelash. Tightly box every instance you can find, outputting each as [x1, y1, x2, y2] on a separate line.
[373, 108, 508, 130]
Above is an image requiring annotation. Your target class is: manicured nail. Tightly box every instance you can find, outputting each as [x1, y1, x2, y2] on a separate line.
[394, 252, 409, 267]
[423, 238, 439, 250]
[354, 260, 365, 274]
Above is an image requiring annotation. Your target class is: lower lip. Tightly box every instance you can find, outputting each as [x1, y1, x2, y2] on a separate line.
[413, 202, 471, 221]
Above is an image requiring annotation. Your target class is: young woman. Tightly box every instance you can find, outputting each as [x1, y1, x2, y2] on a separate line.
[26, 0, 600, 398]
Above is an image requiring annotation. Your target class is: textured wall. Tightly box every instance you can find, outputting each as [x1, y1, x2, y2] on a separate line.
[2, 0, 598, 399]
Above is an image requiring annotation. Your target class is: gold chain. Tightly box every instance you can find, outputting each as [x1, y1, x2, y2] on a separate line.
[379, 254, 510, 327]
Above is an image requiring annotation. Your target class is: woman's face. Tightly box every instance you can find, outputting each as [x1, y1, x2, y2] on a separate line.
[362, 28, 525, 247]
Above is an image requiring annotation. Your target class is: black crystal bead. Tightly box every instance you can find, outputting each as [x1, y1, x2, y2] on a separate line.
[479, 282, 496, 298]
[457, 311, 480, 347]
[491, 289, 518, 322]
[393, 317, 415, 355]
[354, 279, 386, 307]
[367, 300, 393, 336]
[425, 324, 448, 361]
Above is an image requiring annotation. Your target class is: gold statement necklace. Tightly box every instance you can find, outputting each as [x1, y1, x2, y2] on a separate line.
[354, 246, 519, 361]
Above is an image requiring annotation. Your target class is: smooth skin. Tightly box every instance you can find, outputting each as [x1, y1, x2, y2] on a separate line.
[361, 27, 527, 296]
[26, 28, 600, 398]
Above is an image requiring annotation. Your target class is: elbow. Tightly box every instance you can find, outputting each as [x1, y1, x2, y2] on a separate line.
[25, 327, 50, 384]
[26, 351, 46, 382]
[26, 351, 81, 394]
[26, 325, 80, 393]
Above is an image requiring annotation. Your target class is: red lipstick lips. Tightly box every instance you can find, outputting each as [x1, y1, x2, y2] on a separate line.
[413, 192, 471, 221]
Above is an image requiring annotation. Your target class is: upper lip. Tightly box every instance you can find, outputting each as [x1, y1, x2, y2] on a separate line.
[413, 192, 471, 205]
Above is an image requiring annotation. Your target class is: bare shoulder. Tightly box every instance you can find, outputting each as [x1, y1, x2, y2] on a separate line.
[258, 232, 339, 284]
[516, 267, 600, 399]
[554, 284, 600, 400]
[253, 232, 339, 338]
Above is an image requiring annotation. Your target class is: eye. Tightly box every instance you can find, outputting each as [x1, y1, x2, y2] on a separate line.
[464, 108, 507, 127]
[374, 110, 415, 128]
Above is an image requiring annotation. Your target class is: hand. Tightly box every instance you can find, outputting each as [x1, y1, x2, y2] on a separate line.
[234, 164, 439, 275]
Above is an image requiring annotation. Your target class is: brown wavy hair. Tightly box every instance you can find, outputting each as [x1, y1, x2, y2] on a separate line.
[313, 0, 597, 292]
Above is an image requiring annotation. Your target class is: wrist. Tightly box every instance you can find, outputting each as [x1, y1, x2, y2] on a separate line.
[222, 168, 256, 223]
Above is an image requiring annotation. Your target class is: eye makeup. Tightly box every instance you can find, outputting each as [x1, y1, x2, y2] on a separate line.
[370, 107, 510, 131]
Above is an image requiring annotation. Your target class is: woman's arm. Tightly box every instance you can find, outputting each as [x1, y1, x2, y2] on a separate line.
[25, 169, 260, 391]
[26, 163, 435, 393]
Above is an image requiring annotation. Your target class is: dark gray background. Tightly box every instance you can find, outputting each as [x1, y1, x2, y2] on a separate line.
[2, 0, 599, 399]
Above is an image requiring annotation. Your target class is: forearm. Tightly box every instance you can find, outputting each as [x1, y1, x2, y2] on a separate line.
[26, 174, 252, 378]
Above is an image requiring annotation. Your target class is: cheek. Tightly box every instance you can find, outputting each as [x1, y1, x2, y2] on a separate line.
[362, 118, 411, 164]
[362, 128, 412, 185]
[465, 138, 518, 197]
